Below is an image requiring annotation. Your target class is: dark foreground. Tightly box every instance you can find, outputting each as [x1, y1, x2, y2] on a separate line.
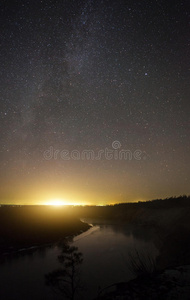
[95, 265, 190, 300]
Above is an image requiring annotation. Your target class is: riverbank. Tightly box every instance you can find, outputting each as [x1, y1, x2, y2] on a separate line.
[0, 206, 90, 256]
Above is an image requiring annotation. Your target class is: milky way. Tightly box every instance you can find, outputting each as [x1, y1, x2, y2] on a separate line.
[0, 0, 189, 204]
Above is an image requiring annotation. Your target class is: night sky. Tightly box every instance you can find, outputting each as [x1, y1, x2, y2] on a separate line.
[0, 0, 189, 205]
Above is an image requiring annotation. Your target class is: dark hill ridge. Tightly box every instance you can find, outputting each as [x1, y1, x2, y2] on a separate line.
[73, 195, 190, 227]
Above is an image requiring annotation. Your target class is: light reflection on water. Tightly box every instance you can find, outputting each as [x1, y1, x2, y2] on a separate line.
[72, 221, 159, 299]
[0, 220, 159, 300]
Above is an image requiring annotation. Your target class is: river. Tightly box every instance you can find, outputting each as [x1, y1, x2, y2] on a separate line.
[0, 220, 159, 300]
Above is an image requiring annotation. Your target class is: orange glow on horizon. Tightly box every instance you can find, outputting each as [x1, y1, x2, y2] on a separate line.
[44, 198, 88, 207]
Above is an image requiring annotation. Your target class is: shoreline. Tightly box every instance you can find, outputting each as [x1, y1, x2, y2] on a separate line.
[0, 219, 91, 258]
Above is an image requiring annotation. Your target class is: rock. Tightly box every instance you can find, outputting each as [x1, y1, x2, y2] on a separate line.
[95, 265, 190, 300]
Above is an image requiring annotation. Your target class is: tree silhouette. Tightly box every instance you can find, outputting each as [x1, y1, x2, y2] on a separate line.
[45, 243, 83, 300]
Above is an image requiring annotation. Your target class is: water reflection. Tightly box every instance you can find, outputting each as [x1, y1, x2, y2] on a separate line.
[72, 220, 159, 300]
[0, 220, 159, 300]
